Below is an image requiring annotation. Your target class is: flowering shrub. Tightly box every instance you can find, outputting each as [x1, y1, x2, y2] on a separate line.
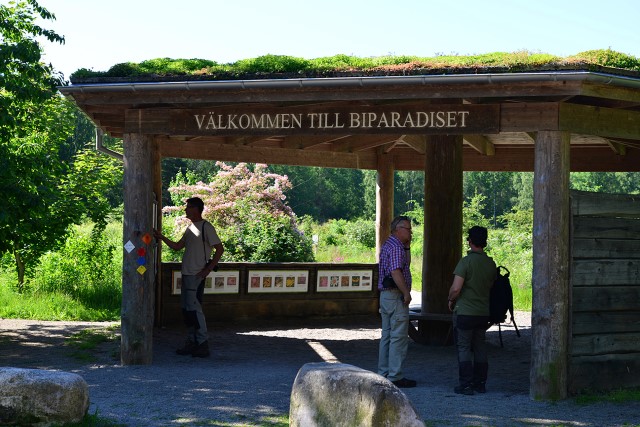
[163, 162, 313, 262]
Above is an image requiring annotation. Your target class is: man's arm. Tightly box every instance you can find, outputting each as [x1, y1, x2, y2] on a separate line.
[390, 268, 412, 306]
[198, 242, 224, 278]
[154, 229, 185, 251]
[447, 275, 464, 311]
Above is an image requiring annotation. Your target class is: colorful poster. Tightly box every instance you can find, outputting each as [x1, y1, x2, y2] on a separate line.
[172, 270, 240, 295]
[316, 270, 373, 292]
[248, 270, 309, 293]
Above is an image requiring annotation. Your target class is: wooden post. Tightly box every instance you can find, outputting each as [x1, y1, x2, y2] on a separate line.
[530, 130, 570, 400]
[121, 133, 157, 365]
[153, 138, 163, 326]
[376, 151, 394, 260]
[422, 134, 463, 343]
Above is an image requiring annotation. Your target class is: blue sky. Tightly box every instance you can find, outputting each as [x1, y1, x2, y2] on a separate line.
[33, 0, 640, 81]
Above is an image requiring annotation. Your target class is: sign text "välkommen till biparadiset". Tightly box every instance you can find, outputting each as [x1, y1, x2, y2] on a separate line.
[194, 110, 471, 131]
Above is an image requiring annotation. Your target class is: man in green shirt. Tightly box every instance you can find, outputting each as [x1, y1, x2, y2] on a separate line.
[447, 226, 497, 395]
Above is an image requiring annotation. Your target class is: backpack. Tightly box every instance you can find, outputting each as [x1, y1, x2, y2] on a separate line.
[489, 265, 520, 347]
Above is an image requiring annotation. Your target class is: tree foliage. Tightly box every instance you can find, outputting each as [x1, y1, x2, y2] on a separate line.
[0, 0, 63, 137]
[163, 162, 313, 262]
[0, 1, 122, 287]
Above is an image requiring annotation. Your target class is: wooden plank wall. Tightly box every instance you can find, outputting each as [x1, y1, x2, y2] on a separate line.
[570, 190, 640, 392]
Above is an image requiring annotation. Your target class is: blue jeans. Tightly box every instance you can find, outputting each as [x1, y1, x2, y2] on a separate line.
[378, 290, 410, 381]
[181, 275, 208, 344]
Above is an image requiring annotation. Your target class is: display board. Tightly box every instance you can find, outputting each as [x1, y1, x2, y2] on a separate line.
[316, 269, 374, 292]
[247, 270, 309, 293]
[171, 270, 240, 295]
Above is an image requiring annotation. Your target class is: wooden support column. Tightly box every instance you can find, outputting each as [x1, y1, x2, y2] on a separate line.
[153, 139, 163, 327]
[121, 133, 157, 365]
[531, 130, 570, 400]
[376, 151, 394, 260]
[422, 134, 463, 344]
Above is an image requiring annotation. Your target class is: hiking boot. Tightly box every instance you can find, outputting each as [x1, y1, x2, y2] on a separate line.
[472, 383, 486, 393]
[191, 340, 210, 358]
[454, 385, 474, 395]
[176, 340, 197, 355]
[392, 378, 417, 388]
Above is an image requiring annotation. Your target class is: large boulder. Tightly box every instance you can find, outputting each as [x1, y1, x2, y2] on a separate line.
[0, 367, 89, 427]
[290, 362, 425, 427]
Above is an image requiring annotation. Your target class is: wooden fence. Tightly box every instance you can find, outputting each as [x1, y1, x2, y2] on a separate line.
[570, 190, 640, 392]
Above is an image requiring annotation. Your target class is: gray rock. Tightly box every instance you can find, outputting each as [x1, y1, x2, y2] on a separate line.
[290, 362, 425, 427]
[0, 367, 89, 427]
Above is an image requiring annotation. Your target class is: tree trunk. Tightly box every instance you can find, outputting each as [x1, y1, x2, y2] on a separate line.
[14, 249, 25, 292]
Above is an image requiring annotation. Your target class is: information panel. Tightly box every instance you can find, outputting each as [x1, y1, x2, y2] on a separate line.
[171, 270, 240, 295]
[247, 270, 309, 293]
[316, 269, 374, 292]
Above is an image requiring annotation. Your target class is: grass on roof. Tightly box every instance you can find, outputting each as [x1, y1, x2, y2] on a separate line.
[69, 49, 640, 81]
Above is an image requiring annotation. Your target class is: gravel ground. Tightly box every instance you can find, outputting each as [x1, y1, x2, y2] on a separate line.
[1, 304, 639, 427]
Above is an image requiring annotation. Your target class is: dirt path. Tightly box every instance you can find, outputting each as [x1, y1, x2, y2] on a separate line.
[1, 314, 638, 426]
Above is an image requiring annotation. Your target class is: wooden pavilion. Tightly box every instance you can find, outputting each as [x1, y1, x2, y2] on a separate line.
[60, 66, 640, 400]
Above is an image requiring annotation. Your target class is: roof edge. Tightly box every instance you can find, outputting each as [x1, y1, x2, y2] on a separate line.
[58, 71, 640, 95]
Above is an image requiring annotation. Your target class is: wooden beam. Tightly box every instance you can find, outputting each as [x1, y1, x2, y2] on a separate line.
[399, 134, 426, 154]
[376, 150, 394, 260]
[463, 134, 495, 155]
[422, 132, 463, 344]
[159, 138, 378, 169]
[605, 139, 627, 155]
[581, 81, 640, 104]
[500, 102, 559, 132]
[280, 135, 349, 149]
[531, 130, 571, 400]
[559, 103, 640, 140]
[332, 135, 400, 153]
[227, 135, 272, 145]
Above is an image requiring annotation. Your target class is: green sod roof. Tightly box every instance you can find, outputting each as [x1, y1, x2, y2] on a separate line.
[69, 49, 640, 84]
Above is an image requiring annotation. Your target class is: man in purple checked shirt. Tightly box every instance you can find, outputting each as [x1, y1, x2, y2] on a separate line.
[377, 215, 416, 388]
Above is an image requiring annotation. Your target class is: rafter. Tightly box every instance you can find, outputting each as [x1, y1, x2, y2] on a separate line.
[464, 134, 495, 155]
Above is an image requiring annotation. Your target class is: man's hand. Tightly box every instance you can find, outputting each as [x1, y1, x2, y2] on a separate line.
[403, 292, 412, 306]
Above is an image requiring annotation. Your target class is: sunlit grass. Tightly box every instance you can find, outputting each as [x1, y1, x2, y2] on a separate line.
[0, 288, 119, 321]
[575, 387, 640, 405]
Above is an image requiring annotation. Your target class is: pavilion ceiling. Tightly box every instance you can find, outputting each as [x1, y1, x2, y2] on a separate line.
[60, 71, 640, 172]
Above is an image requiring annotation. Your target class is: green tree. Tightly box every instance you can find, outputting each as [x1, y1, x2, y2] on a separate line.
[0, 0, 63, 138]
[511, 172, 534, 210]
[464, 171, 517, 226]
[269, 165, 367, 221]
[394, 171, 424, 216]
[0, 2, 122, 286]
[570, 172, 640, 194]
[1, 97, 122, 287]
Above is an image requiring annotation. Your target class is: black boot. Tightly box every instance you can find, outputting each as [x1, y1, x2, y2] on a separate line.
[176, 340, 197, 355]
[454, 361, 474, 395]
[191, 340, 210, 358]
[473, 362, 488, 393]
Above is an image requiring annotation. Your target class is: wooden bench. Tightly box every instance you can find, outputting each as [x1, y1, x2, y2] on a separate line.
[408, 310, 453, 345]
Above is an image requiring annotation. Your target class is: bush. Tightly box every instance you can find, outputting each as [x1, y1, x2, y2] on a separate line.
[344, 219, 376, 248]
[163, 162, 313, 263]
[30, 222, 122, 312]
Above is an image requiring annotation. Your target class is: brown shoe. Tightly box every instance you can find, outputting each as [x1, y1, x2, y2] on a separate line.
[191, 341, 210, 358]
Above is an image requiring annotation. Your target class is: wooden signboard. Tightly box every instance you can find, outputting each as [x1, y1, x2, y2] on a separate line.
[126, 104, 500, 136]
